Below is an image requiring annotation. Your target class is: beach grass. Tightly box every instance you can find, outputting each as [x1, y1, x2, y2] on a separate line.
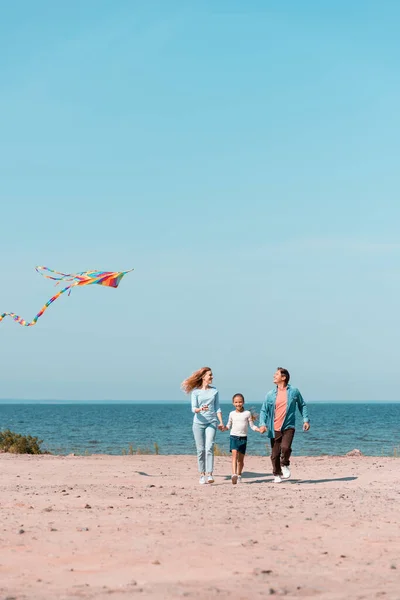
[0, 429, 44, 454]
[214, 443, 228, 456]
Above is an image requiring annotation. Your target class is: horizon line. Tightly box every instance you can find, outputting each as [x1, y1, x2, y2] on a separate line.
[1, 399, 400, 404]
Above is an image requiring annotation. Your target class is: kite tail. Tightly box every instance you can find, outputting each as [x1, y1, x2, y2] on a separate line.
[35, 266, 88, 285]
[1, 266, 133, 327]
[0, 284, 75, 327]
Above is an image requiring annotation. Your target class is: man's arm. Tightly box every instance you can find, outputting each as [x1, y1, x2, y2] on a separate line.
[296, 389, 310, 431]
[258, 399, 268, 434]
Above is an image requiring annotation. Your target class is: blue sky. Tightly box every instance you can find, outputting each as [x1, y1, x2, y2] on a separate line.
[1, 0, 400, 402]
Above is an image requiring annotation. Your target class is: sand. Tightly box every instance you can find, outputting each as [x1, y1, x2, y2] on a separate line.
[0, 453, 399, 600]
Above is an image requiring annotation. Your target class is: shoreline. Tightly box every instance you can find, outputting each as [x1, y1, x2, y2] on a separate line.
[1, 454, 399, 599]
[2, 451, 399, 459]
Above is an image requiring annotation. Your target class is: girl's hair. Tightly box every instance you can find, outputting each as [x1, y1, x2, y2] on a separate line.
[181, 366, 212, 394]
[233, 394, 258, 422]
[232, 393, 244, 403]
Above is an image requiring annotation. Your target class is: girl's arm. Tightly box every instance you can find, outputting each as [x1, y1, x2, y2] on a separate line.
[248, 413, 260, 432]
[225, 412, 233, 431]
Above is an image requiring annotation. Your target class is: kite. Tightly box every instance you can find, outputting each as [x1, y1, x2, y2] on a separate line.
[0, 266, 133, 327]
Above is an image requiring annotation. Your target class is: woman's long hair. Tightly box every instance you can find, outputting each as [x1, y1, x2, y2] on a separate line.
[181, 366, 211, 394]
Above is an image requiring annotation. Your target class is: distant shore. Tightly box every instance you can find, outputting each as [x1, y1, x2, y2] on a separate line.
[1, 454, 399, 599]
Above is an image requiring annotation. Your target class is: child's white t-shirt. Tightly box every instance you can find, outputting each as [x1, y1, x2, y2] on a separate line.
[226, 410, 257, 437]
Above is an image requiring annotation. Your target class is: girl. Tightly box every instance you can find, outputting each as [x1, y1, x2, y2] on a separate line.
[223, 393, 259, 484]
[181, 366, 224, 485]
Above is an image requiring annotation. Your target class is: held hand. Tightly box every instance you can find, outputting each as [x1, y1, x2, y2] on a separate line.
[217, 424, 225, 431]
[258, 426, 267, 434]
[303, 422, 310, 431]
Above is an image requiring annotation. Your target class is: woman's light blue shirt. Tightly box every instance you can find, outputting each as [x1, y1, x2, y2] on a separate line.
[191, 387, 221, 424]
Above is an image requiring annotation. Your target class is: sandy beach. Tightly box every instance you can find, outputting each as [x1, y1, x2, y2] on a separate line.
[0, 454, 399, 600]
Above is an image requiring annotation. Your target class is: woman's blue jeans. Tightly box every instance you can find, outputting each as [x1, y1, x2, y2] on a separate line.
[192, 422, 217, 473]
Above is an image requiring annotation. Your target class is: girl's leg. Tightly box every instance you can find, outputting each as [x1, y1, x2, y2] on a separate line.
[231, 450, 238, 475]
[231, 449, 239, 484]
[205, 423, 217, 475]
[237, 452, 245, 475]
[192, 423, 206, 474]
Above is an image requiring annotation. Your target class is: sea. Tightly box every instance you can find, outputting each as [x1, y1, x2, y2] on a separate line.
[0, 402, 399, 457]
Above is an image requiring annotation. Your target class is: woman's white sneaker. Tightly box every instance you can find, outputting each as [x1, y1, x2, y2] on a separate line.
[281, 466, 291, 479]
[199, 475, 206, 485]
[207, 475, 214, 483]
[274, 476, 282, 483]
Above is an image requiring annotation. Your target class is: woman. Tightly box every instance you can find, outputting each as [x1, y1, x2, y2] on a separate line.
[181, 366, 224, 484]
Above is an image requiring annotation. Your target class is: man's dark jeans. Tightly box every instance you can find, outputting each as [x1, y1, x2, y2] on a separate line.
[270, 428, 295, 476]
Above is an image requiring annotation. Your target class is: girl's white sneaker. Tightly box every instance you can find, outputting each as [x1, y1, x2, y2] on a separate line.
[237, 475, 242, 483]
[231, 474, 238, 485]
[199, 475, 206, 485]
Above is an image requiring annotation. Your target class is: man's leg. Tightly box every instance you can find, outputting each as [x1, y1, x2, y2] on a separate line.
[281, 428, 295, 467]
[270, 431, 283, 476]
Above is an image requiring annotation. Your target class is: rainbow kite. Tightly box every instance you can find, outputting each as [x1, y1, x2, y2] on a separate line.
[0, 266, 133, 327]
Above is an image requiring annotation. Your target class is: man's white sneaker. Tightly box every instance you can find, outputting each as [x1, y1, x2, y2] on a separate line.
[199, 475, 206, 485]
[207, 475, 214, 484]
[231, 474, 238, 485]
[274, 476, 282, 483]
[281, 466, 291, 479]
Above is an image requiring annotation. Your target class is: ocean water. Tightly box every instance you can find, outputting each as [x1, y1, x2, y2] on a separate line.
[0, 402, 399, 457]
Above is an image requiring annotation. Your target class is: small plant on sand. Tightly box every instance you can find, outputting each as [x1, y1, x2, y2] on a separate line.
[214, 443, 228, 456]
[0, 429, 43, 454]
[121, 442, 160, 455]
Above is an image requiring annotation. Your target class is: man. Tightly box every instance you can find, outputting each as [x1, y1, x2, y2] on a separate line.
[259, 367, 310, 483]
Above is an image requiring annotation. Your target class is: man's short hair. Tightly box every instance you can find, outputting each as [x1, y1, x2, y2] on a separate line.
[277, 367, 290, 385]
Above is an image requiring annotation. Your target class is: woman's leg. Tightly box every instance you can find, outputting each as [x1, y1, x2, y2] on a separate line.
[192, 422, 206, 474]
[205, 423, 217, 474]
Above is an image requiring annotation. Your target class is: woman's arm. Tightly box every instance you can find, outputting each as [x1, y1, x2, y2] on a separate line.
[191, 391, 202, 414]
[214, 391, 224, 426]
